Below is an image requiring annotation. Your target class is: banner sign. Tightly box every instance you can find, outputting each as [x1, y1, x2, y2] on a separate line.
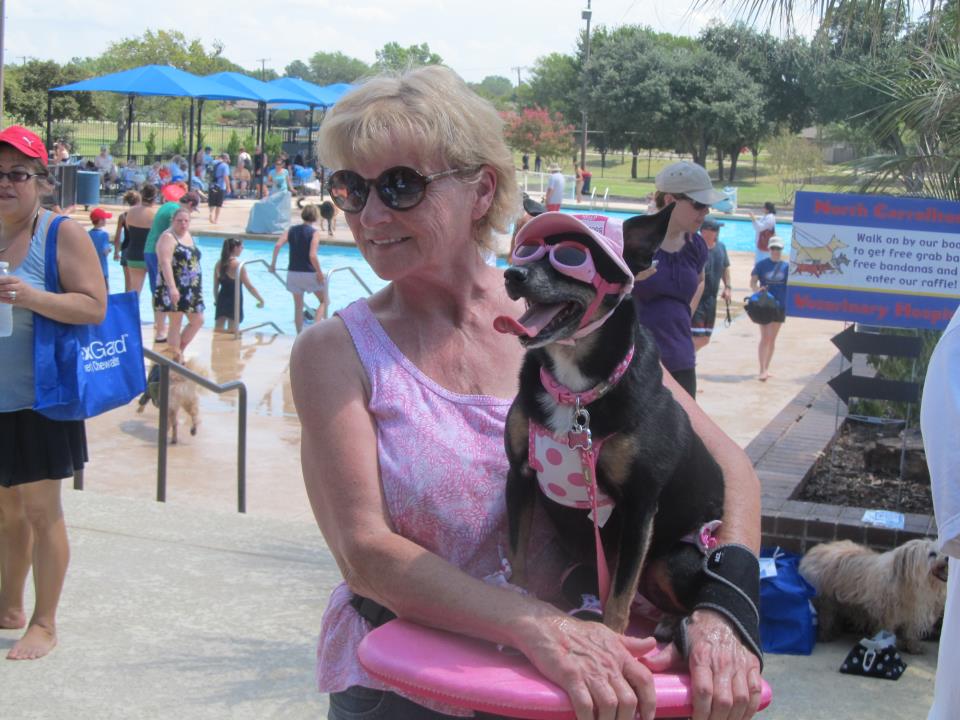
[787, 191, 960, 329]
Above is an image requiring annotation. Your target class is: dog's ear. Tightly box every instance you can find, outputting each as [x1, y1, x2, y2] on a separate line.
[622, 204, 674, 274]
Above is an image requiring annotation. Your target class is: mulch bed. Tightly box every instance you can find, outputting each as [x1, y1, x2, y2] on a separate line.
[797, 419, 934, 515]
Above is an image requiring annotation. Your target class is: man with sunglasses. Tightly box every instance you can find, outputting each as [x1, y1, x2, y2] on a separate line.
[633, 161, 726, 398]
[692, 216, 732, 351]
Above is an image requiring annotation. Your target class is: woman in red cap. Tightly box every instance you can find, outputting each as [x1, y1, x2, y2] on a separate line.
[0, 126, 107, 660]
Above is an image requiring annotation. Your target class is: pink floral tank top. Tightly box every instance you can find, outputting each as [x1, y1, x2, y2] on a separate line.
[316, 300, 563, 712]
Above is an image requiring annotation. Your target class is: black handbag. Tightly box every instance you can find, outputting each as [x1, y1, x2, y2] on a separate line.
[744, 290, 781, 325]
[839, 631, 906, 681]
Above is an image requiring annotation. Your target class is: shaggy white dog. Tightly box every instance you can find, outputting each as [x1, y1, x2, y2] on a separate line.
[799, 538, 948, 653]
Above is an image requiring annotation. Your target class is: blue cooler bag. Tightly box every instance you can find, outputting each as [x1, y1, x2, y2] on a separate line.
[759, 547, 817, 655]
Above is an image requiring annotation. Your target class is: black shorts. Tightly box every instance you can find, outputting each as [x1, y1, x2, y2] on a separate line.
[692, 298, 718, 336]
[208, 185, 224, 208]
[0, 409, 87, 487]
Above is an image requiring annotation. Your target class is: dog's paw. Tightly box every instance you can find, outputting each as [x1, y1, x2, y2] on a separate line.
[899, 637, 925, 654]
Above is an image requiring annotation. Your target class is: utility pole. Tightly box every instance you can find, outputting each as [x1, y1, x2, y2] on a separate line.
[580, 0, 592, 170]
[510, 65, 527, 87]
[256, 58, 270, 81]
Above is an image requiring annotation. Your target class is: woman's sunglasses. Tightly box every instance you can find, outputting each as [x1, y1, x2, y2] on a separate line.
[675, 194, 710, 212]
[0, 170, 43, 184]
[328, 165, 476, 213]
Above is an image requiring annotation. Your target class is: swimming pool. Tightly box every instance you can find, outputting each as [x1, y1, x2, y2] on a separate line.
[113, 211, 792, 336]
[109, 239, 389, 336]
[561, 208, 792, 254]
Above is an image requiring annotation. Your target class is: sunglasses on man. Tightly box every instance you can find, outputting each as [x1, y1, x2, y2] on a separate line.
[328, 165, 478, 214]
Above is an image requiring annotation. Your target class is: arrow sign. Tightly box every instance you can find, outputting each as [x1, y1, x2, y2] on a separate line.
[828, 368, 920, 404]
[831, 325, 922, 362]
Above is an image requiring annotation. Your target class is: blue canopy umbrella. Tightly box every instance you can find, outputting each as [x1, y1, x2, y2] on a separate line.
[266, 78, 345, 166]
[206, 72, 317, 158]
[51, 64, 258, 165]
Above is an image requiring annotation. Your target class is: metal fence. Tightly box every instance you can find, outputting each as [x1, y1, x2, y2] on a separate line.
[38, 119, 258, 160]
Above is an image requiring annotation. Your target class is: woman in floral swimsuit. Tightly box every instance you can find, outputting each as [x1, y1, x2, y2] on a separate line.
[154, 207, 204, 352]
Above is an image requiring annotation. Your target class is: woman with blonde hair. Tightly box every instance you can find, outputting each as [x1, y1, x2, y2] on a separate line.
[292, 67, 763, 720]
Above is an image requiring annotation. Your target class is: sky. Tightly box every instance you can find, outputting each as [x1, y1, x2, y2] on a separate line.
[3, 1, 815, 84]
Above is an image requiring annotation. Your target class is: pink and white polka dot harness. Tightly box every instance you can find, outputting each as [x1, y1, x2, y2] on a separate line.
[529, 422, 615, 526]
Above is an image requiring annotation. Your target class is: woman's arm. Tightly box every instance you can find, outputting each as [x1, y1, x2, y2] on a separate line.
[112, 213, 125, 260]
[239, 265, 264, 305]
[156, 232, 180, 305]
[308, 229, 324, 280]
[690, 270, 705, 314]
[291, 320, 659, 720]
[645, 371, 763, 720]
[0, 218, 106, 324]
[213, 261, 222, 297]
[750, 272, 761, 292]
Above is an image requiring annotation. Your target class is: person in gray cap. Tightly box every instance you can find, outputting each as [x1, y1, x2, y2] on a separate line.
[633, 161, 727, 398]
[692, 216, 732, 351]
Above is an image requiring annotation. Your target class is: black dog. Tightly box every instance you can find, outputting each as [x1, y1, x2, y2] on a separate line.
[496, 208, 726, 633]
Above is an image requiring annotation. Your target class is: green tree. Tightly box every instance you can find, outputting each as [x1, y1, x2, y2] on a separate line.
[306, 51, 369, 84]
[4, 59, 103, 126]
[520, 53, 580, 122]
[284, 60, 312, 80]
[374, 42, 442, 71]
[501, 107, 575, 161]
[583, 26, 672, 179]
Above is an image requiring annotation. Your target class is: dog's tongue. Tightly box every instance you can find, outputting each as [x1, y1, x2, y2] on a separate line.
[494, 303, 566, 337]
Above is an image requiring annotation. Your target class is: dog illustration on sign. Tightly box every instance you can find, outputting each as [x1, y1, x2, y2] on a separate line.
[791, 234, 848, 277]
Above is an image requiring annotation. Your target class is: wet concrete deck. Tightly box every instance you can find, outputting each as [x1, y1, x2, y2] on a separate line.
[3, 197, 937, 718]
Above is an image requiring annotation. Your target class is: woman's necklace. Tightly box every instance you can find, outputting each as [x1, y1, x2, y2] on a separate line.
[0, 210, 40, 255]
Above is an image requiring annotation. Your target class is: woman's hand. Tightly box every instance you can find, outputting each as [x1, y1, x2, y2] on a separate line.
[643, 610, 762, 720]
[516, 614, 659, 720]
[0, 273, 32, 308]
[168, 287, 181, 307]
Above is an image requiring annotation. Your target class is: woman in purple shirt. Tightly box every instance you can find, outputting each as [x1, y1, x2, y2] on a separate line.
[633, 161, 726, 398]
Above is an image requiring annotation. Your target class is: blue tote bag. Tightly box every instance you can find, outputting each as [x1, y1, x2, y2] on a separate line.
[759, 547, 818, 655]
[33, 215, 146, 421]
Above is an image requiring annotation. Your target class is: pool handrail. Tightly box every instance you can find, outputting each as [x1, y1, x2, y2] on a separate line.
[143, 346, 248, 513]
[233, 259, 290, 339]
[326, 265, 374, 297]
[232, 260, 374, 338]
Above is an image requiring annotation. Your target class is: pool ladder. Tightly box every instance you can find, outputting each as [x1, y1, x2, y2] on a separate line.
[232, 259, 374, 338]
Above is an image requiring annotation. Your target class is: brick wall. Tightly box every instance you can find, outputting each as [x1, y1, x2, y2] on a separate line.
[748, 353, 936, 554]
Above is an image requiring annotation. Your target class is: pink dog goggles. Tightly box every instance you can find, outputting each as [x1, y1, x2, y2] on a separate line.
[511, 236, 624, 297]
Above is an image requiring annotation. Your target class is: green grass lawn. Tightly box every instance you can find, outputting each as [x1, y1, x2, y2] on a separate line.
[516, 151, 856, 209]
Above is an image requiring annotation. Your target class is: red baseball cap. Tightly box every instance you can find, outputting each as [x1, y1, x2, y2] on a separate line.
[0, 125, 48, 167]
[90, 208, 113, 223]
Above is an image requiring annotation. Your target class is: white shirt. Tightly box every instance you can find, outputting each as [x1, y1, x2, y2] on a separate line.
[921, 310, 960, 719]
[545, 171, 565, 206]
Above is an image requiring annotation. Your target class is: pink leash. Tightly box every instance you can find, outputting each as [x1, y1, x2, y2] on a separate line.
[540, 350, 635, 610]
[568, 399, 611, 608]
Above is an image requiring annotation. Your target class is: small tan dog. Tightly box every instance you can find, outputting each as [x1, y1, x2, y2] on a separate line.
[136, 347, 200, 444]
[800, 538, 948, 653]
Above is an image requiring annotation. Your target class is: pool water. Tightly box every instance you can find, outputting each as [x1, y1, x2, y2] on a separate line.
[561, 209, 792, 254]
[112, 211, 792, 336]
[109, 239, 389, 336]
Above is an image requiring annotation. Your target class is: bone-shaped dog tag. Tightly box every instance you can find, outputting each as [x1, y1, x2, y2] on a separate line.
[568, 427, 592, 449]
